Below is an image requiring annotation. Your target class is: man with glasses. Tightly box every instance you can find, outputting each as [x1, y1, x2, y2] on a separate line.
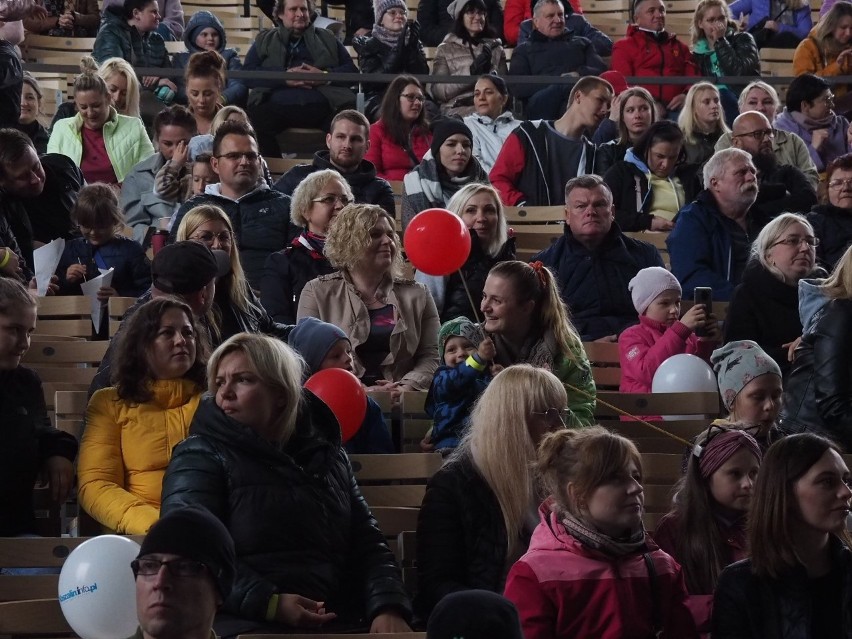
[730, 111, 816, 218]
[169, 121, 297, 286]
[273, 110, 395, 216]
[126, 506, 236, 639]
[668, 148, 764, 301]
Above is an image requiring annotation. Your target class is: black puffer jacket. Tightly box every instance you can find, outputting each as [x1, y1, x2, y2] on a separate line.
[416, 453, 531, 619]
[693, 26, 760, 80]
[780, 297, 852, 450]
[711, 537, 852, 639]
[353, 34, 429, 122]
[808, 203, 852, 271]
[161, 394, 411, 625]
[442, 233, 515, 322]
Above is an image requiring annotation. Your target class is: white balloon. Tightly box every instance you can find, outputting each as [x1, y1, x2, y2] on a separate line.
[652, 354, 719, 421]
[58, 535, 140, 639]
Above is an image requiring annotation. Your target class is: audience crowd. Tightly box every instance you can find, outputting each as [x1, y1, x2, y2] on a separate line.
[6, 0, 852, 636]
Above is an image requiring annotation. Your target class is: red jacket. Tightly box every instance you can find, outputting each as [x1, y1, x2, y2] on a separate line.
[365, 119, 432, 182]
[504, 507, 699, 639]
[618, 315, 714, 394]
[611, 25, 699, 107]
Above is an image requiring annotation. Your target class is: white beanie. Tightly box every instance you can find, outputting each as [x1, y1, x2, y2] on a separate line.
[629, 266, 682, 314]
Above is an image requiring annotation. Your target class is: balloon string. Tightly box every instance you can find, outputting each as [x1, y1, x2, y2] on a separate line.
[563, 381, 696, 447]
[458, 269, 482, 324]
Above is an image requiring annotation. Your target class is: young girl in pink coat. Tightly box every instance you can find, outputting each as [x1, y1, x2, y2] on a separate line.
[619, 266, 720, 394]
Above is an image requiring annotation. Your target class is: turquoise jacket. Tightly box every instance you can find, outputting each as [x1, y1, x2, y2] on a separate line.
[47, 108, 155, 183]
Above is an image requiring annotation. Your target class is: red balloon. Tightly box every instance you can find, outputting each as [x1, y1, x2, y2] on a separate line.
[404, 208, 472, 276]
[305, 369, 367, 443]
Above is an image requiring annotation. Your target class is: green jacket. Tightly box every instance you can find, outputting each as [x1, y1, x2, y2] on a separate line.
[47, 109, 155, 183]
[92, 7, 170, 68]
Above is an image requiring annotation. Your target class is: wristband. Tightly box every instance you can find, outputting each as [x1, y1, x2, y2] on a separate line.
[265, 593, 280, 621]
[466, 354, 486, 371]
[0, 248, 11, 269]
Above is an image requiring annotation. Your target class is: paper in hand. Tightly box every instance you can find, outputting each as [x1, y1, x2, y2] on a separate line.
[33, 239, 65, 295]
[80, 267, 114, 332]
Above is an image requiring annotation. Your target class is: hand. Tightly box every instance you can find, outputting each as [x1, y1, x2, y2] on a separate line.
[158, 78, 178, 92]
[838, 48, 852, 69]
[783, 336, 802, 362]
[65, 263, 86, 283]
[171, 139, 188, 167]
[29, 275, 58, 295]
[419, 433, 435, 452]
[96, 285, 117, 302]
[649, 216, 674, 231]
[701, 313, 721, 342]
[680, 303, 707, 332]
[608, 93, 622, 122]
[666, 93, 687, 111]
[477, 336, 496, 362]
[367, 379, 403, 404]
[407, 19, 421, 45]
[737, 12, 748, 30]
[811, 128, 830, 151]
[142, 76, 159, 88]
[42, 456, 74, 502]
[57, 11, 74, 28]
[763, 19, 777, 31]
[276, 594, 337, 627]
[490, 363, 504, 374]
[705, 20, 726, 44]
[470, 43, 494, 74]
[0, 248, 19, 276]
[25, 4, 48, 20]
[594, 334, 617, 343]
[369, 611, 411, 633]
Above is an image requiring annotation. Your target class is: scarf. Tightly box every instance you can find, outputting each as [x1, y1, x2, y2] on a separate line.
[371, 23, 401, 48]
[790, 109, 835, 132]
[292, 230, 326, 260]
[561, 511, 647, 558]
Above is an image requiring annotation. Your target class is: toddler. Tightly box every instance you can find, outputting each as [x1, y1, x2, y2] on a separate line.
[154, 134, 215, 206]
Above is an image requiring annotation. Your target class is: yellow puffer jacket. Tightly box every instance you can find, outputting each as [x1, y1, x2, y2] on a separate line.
[78, 378, 202, 534]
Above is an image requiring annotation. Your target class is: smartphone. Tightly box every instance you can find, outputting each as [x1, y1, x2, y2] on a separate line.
[693, 287, 712, 337]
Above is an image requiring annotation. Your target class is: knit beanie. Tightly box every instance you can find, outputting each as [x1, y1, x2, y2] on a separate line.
[438, 316, 483, 362]
[427, 590, 524, 639]
[446, 0, 487, 19]
[711, 340, 782, 411]
[430, 119, 474, 161]
[628, 266, 682, 314]
[373, 0, 407, 22]
[137, 506, 236, 599]
[288, 316, 349, 375]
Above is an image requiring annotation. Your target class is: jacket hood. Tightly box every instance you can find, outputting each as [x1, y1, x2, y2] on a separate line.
[103, 6, 130, 27]
[312, 150, 379, 184]
[799, 277, 829, 331]
[184, 10, 227, 52]
[624, 147, 650, 174]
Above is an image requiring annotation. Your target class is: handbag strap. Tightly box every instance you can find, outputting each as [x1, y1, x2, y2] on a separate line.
[643, 552, 663, 639]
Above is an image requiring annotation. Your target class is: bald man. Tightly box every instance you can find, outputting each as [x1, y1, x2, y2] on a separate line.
[731, 111, 816, 218]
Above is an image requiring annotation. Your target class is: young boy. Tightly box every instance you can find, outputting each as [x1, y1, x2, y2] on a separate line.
[426, 316, 497, 453]
[288, 317, 394, 454]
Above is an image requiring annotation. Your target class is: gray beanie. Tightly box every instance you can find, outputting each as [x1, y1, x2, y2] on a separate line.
[628, 266, 682, 314]
[288, 317, 349, 375]
[711, 340, 782, 411]
[188, 134, 214, 162]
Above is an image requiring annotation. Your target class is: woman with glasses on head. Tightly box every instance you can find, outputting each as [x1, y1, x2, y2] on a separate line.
[505, 426, 699, 639]
[775, 73, 850, 173]
[416, 364, 569, 619]
[653, 425, 762, 633]
[725, 214, 824, 377]
[809, 154, 852, 271]
[781, 242, 852, 451]
[365, 75, 433, 182]
[712, 433, 852, 638]
[261, 169, 353, 324]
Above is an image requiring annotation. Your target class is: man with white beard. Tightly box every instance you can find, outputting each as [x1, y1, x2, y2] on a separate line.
[667, 148, 763, 301]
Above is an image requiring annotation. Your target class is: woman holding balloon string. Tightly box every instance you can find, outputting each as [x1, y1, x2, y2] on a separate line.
[297, 203, 440, 403]
[161, 332, 412, 634]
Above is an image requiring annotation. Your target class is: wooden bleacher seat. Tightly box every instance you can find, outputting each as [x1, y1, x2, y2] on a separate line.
[624, 230, 670, 267]
[21, 34, 95, 62]
[350, 452, 441, 508]
[594, 390, 722, 420]
[35, 296, 95, 338]
[504, 205, 564, 261]
[22, 339, 108, 367]
[55, 389, 88, 439]
[400, 391, 430, 453]
[263, 156, 311, 180]
[0, 598, 74, 637]
[108, 296, 137, 335]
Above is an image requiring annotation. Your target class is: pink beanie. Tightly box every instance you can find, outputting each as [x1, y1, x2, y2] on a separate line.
[628, 266, 682, 314]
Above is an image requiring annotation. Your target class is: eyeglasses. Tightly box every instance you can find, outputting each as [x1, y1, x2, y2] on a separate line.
[400, 93, 426, 103]
[692, 423, 761, 459]
[191, 230, 233, 245]
[216, 151, 260, 162]
[384, 7, 407, 16]
[312, 194, 354, 205]
[770, 235, 819, 249]
[733, 128, 774, 142]
[828, 177, 852, 190]
[131, 558, 210, 578]
[815, 92, 835, 104]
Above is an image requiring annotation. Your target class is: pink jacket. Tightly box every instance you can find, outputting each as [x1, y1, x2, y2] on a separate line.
[618, 315, 714, 394]
[504, 506, 699, 639]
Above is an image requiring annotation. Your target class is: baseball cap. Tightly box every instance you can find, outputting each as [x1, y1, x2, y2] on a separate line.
[151, 241, 231, 295]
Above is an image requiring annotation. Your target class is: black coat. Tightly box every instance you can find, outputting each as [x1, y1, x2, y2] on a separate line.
[260, 233, 337, 325]
[808, 203, 852, 271]
[693, 28, 760, 80]
[532, 223, 664, 340]
[417, 0, 504, 47]
[780, 297, 852, 450]
[712, 537, 852, 639]
[56, 236, 151, 297]
[0, 366, 78, 536]
[353, 35, 430, 121]
[161, 394, 411, 626]
[441, 233, 515, 322]
[752, 163, 817, 219]
[415, 453, 529, 618]
[273, 150, 396, 217]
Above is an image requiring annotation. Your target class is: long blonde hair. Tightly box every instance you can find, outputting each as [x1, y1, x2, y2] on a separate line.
[453, 364, 568, 556]
[446, 183, 509, 258]
[97, 57, 141, 119]
[678, 82, 730, 143]
[815, 1, 852, 57]
[821, 242, 852, 300]
[691, 0, 734, 45]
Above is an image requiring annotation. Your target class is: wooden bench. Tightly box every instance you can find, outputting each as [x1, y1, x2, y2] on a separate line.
[35, 296, 96, 338]
[504, 206, 564, 261]
[595, 391, 722, 421]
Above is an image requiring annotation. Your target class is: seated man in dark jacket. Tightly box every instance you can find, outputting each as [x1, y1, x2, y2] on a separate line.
[508, 0, 607, 119]
[273, 110, 395, 216]
[533, 174, 664, 341]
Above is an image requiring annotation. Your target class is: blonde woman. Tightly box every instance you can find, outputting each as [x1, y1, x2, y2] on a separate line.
[175, 204, 291, 342]
[794, 2, 852, 103]
[416, 183, 514, 322]
[416, 364, 568, 618]
[678, 82, 730, 167]
[297, 203, 439, 398]
[50, 57, 141, 128]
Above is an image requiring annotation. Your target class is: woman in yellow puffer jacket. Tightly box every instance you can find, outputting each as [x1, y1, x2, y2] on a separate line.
[78, 297, 207, 534]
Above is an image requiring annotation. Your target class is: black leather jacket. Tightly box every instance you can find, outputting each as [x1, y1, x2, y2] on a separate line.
[161, 394, 412, 625]
[441, 233, 515, 323]
[353, 34, 429, 121]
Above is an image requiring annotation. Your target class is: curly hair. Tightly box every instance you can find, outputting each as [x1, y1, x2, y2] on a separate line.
[110, 298, 209, 403]
[290, 169, 354, 228]
[324, 203, 404, 277]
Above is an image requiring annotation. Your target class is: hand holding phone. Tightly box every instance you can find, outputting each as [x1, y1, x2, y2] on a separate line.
[693, 287, 712, 337]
